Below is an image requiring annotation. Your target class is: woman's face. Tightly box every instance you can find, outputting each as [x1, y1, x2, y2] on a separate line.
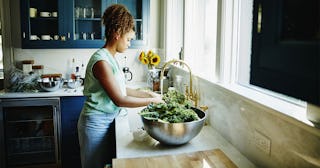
[116, 30, 135, 53]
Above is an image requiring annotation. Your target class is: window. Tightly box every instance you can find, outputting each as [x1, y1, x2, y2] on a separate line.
[184, 0, 218, 82]
[164, 0, 218, 82]
[164, 0, 314, 112]
[249, 0, 320, 105]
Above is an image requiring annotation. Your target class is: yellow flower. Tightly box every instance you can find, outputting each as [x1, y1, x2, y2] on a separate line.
[141, 56, 149, 65]
[150, 54, 161, 65]
[138, 50, 161, 67]
[147, 50, 153, 58]
[139, 51, 145, 61]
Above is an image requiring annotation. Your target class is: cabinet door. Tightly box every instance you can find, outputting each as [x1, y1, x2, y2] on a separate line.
[116, 0, 150, 48]
[0, 98, 60, 168]
[62, 0, 109, 48]
[66, 0, 149, 48]
[20, 0, 68, 49]
[60, 96, 85, 168]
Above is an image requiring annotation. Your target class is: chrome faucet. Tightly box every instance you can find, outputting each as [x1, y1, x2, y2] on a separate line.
[160, 59, 199, 107]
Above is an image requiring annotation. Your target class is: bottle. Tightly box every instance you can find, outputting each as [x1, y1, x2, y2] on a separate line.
[79, 62, 85, 79]
[70, 58, 76, 80]
[75, 66, 80, 79]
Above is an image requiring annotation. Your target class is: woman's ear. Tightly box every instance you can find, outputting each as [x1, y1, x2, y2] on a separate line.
[115, 33, 121, 40]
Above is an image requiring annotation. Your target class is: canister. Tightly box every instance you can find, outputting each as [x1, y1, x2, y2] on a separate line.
[22, 60, 34, 75]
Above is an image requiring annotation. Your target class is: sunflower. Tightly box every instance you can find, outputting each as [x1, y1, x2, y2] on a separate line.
[150, 54, 161, 66]
[147, 50, 153, 58]
[138, 50, 161, 67]
[138, 51, 149, 64]
[141, 56, 149, 65]
[139, 51, 145, 61]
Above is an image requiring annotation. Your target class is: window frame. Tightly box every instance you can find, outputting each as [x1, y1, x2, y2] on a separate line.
[218, 0, 313, 127]
[163, 0, 316, 128]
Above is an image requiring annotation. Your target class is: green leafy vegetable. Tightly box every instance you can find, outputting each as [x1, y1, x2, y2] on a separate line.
[139, 89, 199, 123]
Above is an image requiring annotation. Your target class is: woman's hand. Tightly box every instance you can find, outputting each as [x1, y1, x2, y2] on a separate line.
[151, 95, 165, 104]
[127, 88, 164, 104]
[147, 91, 162, 99]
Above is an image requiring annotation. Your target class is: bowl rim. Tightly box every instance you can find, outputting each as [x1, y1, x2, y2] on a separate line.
[140, 107, 207, 124]
[38, 80, 61, 91]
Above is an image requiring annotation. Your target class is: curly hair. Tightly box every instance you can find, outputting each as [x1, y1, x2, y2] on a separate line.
[102, 4, 135, 43]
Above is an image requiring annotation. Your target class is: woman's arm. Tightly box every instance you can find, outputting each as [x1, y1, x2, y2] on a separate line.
[93, 60, 163, 107]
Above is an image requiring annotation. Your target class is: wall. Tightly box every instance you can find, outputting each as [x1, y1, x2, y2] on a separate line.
[9, 0, 163, 84]
[172, 67, 320, 168]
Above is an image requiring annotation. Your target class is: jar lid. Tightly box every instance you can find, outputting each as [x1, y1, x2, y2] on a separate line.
[22, 60, 34, 64]
[32, 65, 44, 69]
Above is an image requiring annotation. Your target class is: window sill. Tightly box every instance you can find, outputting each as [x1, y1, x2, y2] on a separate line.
[217, 82, 320, 136]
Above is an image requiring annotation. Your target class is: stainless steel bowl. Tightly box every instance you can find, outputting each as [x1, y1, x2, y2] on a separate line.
[39, 80, 62, 92]
[141, 107, 206, 145]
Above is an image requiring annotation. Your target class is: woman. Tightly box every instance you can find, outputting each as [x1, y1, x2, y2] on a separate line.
[77, 4, 163, 168]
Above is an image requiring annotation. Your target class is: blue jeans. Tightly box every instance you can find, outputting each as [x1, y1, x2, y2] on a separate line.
[77, 112, 118, 168]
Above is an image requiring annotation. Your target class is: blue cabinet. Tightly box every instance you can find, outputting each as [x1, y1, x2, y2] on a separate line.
[60, 96, 85, 168]
[20, 0, 149, 49]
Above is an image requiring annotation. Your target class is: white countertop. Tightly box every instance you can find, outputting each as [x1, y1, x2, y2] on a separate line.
[0, 86, 84, 98]
[115, 107, 256, 168]
[0, 82, 147, 99]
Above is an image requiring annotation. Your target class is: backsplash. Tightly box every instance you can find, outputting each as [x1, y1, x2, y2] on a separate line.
[171, 67, 320, 168]
[13, 48, 152, 83]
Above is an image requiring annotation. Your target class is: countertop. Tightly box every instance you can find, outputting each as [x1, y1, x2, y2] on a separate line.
[0, 86, 84, 98]
[115, 107, 256, 168]
[113, 149, 238, 168]
[0, 82, 147, 99]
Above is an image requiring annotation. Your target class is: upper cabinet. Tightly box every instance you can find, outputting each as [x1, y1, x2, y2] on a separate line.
[20, 0, 149, 49]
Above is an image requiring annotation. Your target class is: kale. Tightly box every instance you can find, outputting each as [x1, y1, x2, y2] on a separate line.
[139, 89, 199, 123]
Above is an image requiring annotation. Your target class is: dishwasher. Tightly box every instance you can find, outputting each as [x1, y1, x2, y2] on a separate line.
[0, 98, 61, 168]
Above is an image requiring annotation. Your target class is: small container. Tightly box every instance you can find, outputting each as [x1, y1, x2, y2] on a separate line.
[152, 78, 160, 92]
[22, 60, 34, 75]
[32, 65, 44, 77]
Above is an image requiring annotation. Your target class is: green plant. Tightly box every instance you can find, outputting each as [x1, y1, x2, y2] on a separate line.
[139, 89, 199, 123]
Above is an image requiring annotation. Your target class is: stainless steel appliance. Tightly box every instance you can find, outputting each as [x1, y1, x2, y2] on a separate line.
[0, 98, 60, 168]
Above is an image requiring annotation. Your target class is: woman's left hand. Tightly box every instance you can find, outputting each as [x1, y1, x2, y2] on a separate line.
[147, 91, 162, 99]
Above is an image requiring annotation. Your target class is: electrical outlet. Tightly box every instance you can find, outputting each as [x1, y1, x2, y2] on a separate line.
[254, 131, 271, 155]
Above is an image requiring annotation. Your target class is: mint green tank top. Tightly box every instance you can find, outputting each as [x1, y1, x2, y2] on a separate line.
[81, 48, 126, 115]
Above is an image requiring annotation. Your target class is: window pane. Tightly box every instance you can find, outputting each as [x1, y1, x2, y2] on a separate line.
[184, 0, 218, 82]
[281, 0, 319, 41]
[165, 0, 184, 60]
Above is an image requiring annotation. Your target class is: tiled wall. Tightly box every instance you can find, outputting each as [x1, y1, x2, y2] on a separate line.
[171, 67, 320, 168]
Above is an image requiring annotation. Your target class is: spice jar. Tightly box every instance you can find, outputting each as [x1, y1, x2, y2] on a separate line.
[152, 78, 160, 92]
[32, 65, 44, 77]
[22, 60, 34, 74]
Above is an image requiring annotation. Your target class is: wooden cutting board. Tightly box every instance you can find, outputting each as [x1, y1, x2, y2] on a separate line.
[112, 149, 238, 168]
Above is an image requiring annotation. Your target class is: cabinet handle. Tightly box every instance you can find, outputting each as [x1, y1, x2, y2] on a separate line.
[23, 32, 26, 39]
[257, 3, 262, 33]
[67, 33, 70, 39]
[53, 106, 61, 162]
